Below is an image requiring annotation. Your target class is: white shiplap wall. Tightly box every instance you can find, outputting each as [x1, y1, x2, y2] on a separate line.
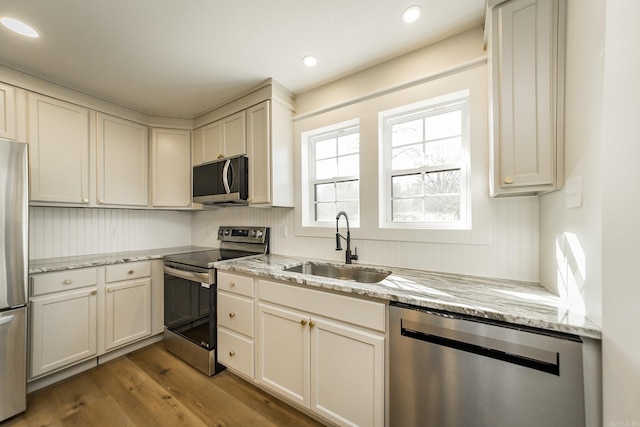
[29, 207, 192, 260]
[191, 196, 539, 282]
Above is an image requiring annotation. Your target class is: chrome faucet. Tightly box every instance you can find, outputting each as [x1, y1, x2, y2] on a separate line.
[335, 211, 358, 264]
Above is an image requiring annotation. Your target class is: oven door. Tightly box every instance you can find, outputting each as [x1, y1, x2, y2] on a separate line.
[163, 271, 215, 350]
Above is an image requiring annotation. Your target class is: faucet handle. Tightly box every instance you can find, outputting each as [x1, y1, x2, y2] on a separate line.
[351, 247, 359, 262]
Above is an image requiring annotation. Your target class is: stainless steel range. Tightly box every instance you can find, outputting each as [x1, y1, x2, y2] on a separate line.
[163, 226, 269, 376]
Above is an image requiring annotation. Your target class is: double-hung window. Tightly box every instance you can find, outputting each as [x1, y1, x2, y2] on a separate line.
[308, 123, 360, 225]
[381, 91, 470, 229]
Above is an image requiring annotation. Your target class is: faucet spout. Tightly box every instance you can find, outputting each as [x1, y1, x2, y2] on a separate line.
[335, 211, 358, 264]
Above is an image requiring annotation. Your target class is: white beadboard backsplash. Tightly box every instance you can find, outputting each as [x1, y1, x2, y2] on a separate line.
[192, 197, 540, 282]
[30, 198, 538, 282]
[29, 207, 192, 260]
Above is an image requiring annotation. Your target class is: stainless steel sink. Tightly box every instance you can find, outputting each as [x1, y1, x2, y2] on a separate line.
[284, 262, 391, 283]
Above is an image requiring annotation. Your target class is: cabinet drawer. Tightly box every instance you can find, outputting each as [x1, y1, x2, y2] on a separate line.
[105, 261, 151, 283]
[218, 328, 254, 379]
[217, 271, 254, 297]
[31, 268, 98, 296]
[218, 292, 254, 337]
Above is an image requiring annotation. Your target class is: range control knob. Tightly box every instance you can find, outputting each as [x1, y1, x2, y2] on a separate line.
[218, 229, 224, 235]
[251, 230, 257, 237]
[224, 229, 230, 236]
[255, 230, 263, 238]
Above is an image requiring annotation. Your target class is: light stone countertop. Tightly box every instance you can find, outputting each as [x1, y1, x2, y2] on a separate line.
[28, 246, 213, 274]
[214, 254, 602, 340]
[29, 249, 602, 339]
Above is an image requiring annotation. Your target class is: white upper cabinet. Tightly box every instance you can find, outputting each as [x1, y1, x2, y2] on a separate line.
[151, 128, 191, 208]
[246, 100, 294, 207]
[96, 113, 149, 206]
[28, 93, 90, 204]
[0, 83, 16, 140]
[487, 0, 565, 196]
[193, 111, 246, 165]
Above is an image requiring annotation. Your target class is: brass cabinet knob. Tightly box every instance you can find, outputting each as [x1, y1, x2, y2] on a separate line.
[229, 351, 235, 357]
[309, 321, 316, 328]
[218, 154, 224, 159]
[300, 320, 307, 326]
[128, 270, 134, 275]
[97, 199, 104, 204]
[504, 176, 514, 184]
[107, 288, 114, 293]
[82, 198, 89, 203]
[229, 312, 235, 318]
[63, 279, 72, 285]
[91, 290, 97, 296]
[229, 282, 235, 287]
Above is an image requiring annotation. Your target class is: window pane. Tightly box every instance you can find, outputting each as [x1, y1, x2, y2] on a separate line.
[392, 119, 423, 146]
[315, 183, 336, 202]
[424, 170, 461, 195]
[338, 154, 359, 176]
[315, 202, 335, 222]
[315, 138, 336, 160]
[424, 137, 462, 166]
[425, 110, 461, 140]
[392, 174, 423, 198]
[392, 198, 423, 222]
[316, 158, 337, 179]
[424, 195, 460, 222]
[336, 201, 359, 221]
[336, 180, 359, 200]
[338, 133, 359, 155]
[391, 145, 424, 170]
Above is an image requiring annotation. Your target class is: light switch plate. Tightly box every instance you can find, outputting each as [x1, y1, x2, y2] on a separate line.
[565, 175, 583, 209]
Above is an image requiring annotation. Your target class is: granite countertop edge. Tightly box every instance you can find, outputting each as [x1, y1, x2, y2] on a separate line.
[215, 254, 602, 340]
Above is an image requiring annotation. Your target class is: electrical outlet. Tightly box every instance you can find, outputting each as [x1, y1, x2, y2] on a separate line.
[109, 225, 118, 238]
[565, 175, 583, 209]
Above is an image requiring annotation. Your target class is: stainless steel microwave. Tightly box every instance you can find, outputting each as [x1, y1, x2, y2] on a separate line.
[192, 156, 249, 205]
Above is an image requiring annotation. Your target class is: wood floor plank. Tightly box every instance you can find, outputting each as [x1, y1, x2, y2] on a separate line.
[1, 342, 326, 427]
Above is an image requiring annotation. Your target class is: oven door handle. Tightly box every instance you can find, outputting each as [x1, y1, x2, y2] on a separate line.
[164, 265, 212, 284]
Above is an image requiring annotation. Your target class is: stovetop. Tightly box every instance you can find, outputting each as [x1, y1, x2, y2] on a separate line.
[164, 248, 259, 269]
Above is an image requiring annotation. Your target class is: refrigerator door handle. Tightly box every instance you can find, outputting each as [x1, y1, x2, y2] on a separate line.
[0, 315, 14, 326]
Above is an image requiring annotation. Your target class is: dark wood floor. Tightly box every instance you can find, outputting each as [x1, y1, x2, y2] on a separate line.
[2, 343, 324, 427]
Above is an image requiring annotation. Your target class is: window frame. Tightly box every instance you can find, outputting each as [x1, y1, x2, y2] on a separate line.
[304, 120, 361, 227]
[380, 91, 471, 230]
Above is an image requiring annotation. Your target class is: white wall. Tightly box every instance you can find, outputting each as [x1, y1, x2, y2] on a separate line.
[29, 207, 192, 259]
[600, 0, 640, 424]
[539, 0, 605, 324]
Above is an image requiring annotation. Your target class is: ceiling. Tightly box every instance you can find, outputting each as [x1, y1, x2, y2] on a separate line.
[0, 1, 484, 119]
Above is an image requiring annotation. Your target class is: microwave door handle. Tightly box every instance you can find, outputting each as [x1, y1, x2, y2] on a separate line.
[222, 159, 231, 194]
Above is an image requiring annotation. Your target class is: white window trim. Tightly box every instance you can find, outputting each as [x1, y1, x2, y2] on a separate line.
[379, 90, 471, 230]
[301, 118, 360, 228]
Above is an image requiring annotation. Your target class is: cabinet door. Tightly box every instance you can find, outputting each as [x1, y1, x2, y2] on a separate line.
[195, 121, 223, 165]
[221, 110, 246, 158]
[257, 303, 310, 407]
[28, 93, 90, 204]
[490, 0, 561, 194]
[104, 279, 151, 351]
[151, 128, 191, 207]
[246, 101, 270, 205]
[0, 83, 16, 140]
[96, 113, 148, 206]
[311, 318, 385, 427]
[30, 287, 98, 378]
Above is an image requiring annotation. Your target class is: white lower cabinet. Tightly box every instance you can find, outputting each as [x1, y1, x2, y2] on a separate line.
[29, 260, 158, 380]
[257, 279, 385, 427]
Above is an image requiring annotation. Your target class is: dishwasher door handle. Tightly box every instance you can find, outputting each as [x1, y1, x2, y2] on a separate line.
[401, 319, 560, 375]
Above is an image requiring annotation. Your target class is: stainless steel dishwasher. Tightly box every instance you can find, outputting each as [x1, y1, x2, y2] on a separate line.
[389, 302, 586, 427]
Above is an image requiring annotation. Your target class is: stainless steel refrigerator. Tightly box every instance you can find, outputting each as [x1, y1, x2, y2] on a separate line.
[0, 138, 28, 422]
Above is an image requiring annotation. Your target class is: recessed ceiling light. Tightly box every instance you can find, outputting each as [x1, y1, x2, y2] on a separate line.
[401, 5, 422, 24]
[302, 55, 317, 67]
[1, 17, 39, 38]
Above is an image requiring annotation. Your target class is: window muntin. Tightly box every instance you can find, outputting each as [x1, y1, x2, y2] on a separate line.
[309, 126, 360, 224]
[382, 96, 469, 228]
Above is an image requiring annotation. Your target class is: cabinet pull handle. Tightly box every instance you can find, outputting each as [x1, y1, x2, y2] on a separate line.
[300, 320, 307, 326]
[504, 176, 514, 184]
[91, 290, 97, 296]
[218, 154, 224, 159]
[63, 279, 72, 285]
[229, 351, 235, 357]
[229, 282, 235, 287]
[82, 198, 89, 203]
[128, 270, 134, 275]
[229, 312, 235, 318]
[309, 321, 316, 328]
[98, 199, 104, 204]
[108, 288, 113, 293]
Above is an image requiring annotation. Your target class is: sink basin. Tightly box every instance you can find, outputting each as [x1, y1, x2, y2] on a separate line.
[284, 262, 391, 284]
